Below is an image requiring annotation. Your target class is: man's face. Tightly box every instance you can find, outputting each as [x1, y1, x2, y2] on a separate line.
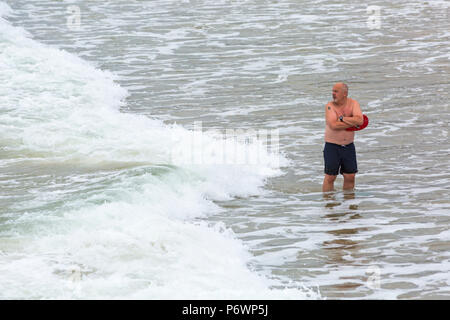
[332, 85, 346, 103]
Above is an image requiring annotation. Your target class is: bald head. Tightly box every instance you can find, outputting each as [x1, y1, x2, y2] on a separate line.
[334, 82, 348, 95]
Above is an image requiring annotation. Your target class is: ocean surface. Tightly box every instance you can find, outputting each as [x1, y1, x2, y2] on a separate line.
[0, 0, 449, 299]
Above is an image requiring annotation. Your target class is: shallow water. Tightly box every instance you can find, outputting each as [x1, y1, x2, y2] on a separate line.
[1, 0, 449, 299]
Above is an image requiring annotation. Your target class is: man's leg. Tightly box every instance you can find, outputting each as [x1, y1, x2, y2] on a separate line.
[323, 143, 339, 192]
[342, 173, 355, 191]
[323, 174, 337, 192]
[341, 143, 357, 191]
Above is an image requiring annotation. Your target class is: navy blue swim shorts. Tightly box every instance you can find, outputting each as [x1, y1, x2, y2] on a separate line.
[323, 142, 358, 176]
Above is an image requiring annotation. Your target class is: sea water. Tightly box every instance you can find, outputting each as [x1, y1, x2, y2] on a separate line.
[0, 0, 449, 299]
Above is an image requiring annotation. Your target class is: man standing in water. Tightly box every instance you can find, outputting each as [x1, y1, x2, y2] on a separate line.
[323, 83, 364, 192]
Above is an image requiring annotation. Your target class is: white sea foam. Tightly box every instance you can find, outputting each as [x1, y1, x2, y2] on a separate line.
[0, 2, 317, 299]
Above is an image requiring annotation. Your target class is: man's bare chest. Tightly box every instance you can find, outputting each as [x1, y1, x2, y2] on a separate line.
[332, 100, 353, 117]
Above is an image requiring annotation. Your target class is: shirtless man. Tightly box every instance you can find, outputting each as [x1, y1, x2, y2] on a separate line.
[323, 83, 364, 192]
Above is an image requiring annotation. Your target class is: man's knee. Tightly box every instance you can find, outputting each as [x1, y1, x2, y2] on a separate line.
[324, 174, 337, 183]
[343, 173, 356, 182]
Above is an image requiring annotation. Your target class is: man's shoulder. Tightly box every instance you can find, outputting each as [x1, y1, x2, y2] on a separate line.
[349, 97, 360, 105]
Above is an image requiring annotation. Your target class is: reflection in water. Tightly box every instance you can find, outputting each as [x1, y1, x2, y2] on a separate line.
[323, 191, 340, 209]
[323, 190, 359, 217]
[320, 191, 368, 295]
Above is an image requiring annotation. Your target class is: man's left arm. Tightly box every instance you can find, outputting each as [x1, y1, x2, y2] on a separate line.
[342, 101, 363, 126]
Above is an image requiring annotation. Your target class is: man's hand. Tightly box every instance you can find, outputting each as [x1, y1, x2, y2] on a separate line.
[343, 101, 364, 126]
[342, 115, 363, 127]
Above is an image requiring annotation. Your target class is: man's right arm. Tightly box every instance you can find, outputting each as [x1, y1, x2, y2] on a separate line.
[325, 104, 352, 130]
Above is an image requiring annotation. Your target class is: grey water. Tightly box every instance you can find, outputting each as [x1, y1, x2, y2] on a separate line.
[1, 0, 449, 299]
